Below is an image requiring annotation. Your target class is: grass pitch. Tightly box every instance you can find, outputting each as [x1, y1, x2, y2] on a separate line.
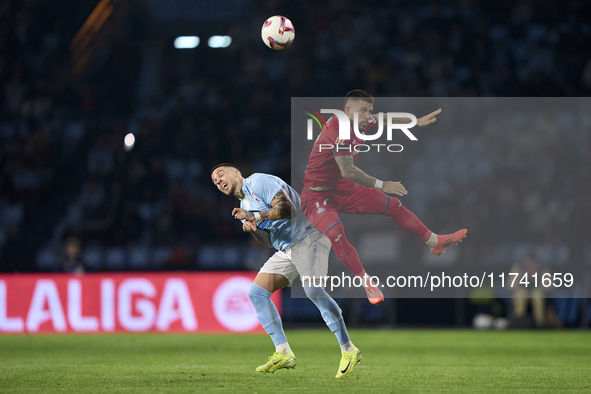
[1, 329, 590, 393]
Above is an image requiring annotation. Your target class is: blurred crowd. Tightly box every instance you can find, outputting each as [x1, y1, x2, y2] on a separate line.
[0, 0, 590, 276]
[0, 0, 86, 268]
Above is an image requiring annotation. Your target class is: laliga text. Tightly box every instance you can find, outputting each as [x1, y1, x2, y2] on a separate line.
[301, 272, 574, 292]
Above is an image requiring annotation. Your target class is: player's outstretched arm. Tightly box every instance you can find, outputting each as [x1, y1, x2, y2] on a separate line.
[243, 221, 273, 248]
[334, 155, 408, 196]
[416, 108, 441, 127]
[382, 114, 412, 124]
[334, 155, 377, 188]
[232, 189, 296, 222]
[381, 108, 441, 127]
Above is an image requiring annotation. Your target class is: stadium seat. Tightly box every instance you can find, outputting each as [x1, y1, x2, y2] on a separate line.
[129, 247, 151, 270]
[534, 244, 569, 266]
[199, 245, 242, 270]
[152, 247, 172, 269]
[104, 248, 127, 270]
[554, 298, 581, 327]
[36, 247, 58, 271]
[83, 247, 104, 270]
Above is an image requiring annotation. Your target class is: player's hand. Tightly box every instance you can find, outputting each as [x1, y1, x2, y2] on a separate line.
[232, 208, 255, 221]
[417, 108, 441, 127]
[243, 221, 257, 232]
[382, 181, 408, 196]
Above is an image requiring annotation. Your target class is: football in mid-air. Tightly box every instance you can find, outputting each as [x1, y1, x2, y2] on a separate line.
[261, 15, 295, 50]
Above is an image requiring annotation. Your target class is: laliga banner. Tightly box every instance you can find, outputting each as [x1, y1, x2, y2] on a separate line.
[0, 272, 280, 334]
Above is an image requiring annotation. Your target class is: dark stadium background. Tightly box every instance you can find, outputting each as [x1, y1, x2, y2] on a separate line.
[1, 0, 590, 328]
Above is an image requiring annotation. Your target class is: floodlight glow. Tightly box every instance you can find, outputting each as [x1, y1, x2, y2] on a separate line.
[174, 36, 200, 49]
[124, 133, 135, 151]
[208, 36, 232, 48]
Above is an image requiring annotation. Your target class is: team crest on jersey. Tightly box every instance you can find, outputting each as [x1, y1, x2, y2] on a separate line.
[316, 199, 328, 214]
[368, 115, 377, 124]
[251, 192, 260, 203]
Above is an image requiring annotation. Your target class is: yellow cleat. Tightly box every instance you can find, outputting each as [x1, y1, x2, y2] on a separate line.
[335, 347, 362, 379]
[256, 351, 296, 373]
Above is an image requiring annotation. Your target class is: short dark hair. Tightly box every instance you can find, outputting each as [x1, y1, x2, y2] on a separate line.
[344, 89, 374, 108]
[210, 163, 240, 176]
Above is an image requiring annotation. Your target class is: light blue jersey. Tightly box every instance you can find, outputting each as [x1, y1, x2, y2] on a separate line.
[240, 173, 315, 251]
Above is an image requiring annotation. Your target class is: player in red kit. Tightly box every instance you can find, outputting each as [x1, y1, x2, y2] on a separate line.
[301, 90, 467, 305]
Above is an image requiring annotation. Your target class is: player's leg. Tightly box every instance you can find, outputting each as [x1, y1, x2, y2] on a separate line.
[250, 252, 299, 373]
[301, 191, 366, 278]
[292, 231, 362, 378]
[301, 189, 383, 304]
[316, 212, 364, 277]
[250, 272, 291, 355]
[314, 212, 384, 305]
[531, 288, 546, 327]
[512, 288, 528, 319]
[303, 281, 363, 378]
[350, 188, 467, 255]
[294, 231, 355, 351]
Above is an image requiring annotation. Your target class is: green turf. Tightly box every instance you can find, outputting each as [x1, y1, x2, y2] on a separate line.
[1, 330, 590, 393]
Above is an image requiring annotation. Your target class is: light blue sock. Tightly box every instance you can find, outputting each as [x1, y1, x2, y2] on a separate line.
[304, 284, 350, 346]
[248, 284, 287, 346]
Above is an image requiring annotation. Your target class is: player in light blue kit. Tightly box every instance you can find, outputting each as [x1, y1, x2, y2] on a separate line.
[211, 163, 362, 379]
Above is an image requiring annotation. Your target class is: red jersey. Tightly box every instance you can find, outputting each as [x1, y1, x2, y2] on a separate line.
[303, 113, 379, 191]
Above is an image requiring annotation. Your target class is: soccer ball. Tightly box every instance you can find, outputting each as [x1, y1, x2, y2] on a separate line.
[261, 15, 295, 50]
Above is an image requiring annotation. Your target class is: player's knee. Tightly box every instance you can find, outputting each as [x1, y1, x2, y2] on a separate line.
[326, 223, 356, 256]
[325, 223, 346, 244]
[386, 197, 408, 214]
[303, 284, 329, 301]
[248, 283, 270, 302]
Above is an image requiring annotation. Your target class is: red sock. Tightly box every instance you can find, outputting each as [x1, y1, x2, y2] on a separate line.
[384, 197, 432, 242]
[325, 223, 366, 277]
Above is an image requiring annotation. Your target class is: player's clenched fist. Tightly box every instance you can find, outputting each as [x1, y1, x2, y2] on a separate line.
[242, 221, 257, 232]
[232, 207, 255, 221]
[381, 181, 408, 196]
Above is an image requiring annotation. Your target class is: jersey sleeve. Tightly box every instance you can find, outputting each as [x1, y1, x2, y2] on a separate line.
[249, 174, 285, 206]
[333, 137, 353, 157]
[325, 120, 353, 158]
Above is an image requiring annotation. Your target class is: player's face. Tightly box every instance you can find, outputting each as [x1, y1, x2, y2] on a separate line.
[212, 167, 240, 196]
[345, 99, 374, 132]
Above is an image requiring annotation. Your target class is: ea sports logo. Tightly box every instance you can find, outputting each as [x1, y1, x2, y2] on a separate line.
[212, 277, 259, 332]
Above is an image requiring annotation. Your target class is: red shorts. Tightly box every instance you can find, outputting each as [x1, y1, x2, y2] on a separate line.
[301, 184, 390, 235]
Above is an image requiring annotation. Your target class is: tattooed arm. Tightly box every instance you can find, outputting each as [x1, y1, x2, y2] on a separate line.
[382, 113, 412, 124]
[334, 155, 377, 188]
[381, 108, 441, 127]
[232, 189, 296, 222]
[334, 154, 408, 196]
